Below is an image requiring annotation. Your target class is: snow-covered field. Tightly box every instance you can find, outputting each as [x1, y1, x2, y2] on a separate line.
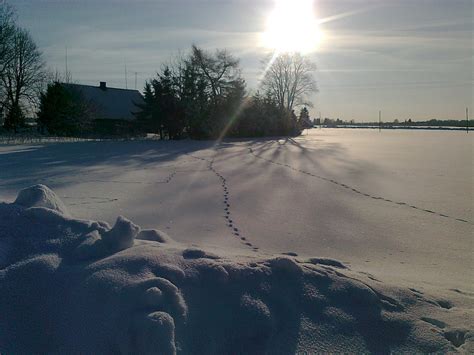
[1, 129, 472, 353]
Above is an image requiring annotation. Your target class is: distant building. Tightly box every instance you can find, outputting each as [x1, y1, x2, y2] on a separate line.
[62, 81, 144, 135]
[63, 81, 143, 121]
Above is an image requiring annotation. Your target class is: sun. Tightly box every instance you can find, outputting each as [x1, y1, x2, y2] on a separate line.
[261, 0, 322, 54]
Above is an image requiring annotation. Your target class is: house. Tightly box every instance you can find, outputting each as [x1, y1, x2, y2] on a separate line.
[63, 81, 144, 135]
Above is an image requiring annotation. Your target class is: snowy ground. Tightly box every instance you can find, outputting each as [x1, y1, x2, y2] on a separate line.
[1, 184, 472, 353]
[1, 129, 471, 292]
[0, 129, 473, 352]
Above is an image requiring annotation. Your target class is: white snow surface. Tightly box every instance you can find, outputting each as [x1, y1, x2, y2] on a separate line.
[0, 129, 472, 291]
[0, 184, 472, 353]
[0, 129, 473, 352]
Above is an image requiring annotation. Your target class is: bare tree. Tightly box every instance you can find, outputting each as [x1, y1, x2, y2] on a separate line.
[1, 27, 45, 130]
[0, 2, 15, 120]
[261, 52, 317, 112]
[190, 45, 243, 107]
[0, 2, 15, 75]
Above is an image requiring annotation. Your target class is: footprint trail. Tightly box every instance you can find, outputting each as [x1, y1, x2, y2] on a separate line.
[249, 147, 472, 225]
[186, 152, 258, 251]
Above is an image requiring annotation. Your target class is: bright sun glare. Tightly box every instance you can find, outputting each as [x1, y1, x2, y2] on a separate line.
[262, 0, 322, 54]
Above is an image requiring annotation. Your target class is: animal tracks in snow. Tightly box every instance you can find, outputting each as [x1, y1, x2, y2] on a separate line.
[186, 152, 258, 251]
[62, 196, 119, 206]
[74, 169, 179, 186]
[248, 147, 472, 225]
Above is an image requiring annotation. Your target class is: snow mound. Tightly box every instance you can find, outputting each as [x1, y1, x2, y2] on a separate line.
[14, 184, 69, 215]
[0, 186, 472, 354]
[308, 257, 347, 269]
[137, 229, 172, 243]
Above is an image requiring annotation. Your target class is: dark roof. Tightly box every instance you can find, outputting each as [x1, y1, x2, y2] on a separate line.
[62, 83, 144, 121]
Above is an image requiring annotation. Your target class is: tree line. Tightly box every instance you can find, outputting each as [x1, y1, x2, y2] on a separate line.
[315, 118, 473, 128]
[133, 46, 316, 139]
[1, 1, 317, 138]
[37, 45, 317, 139]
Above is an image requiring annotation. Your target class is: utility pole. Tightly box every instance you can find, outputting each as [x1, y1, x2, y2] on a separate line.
[379, 110, 382, 132]
[319, 111, 322, 129]
[65, 46, 70, 82]
[467, 107, 469, 133]
[134, 72, 138, 90]
[125, 63, 128, 89]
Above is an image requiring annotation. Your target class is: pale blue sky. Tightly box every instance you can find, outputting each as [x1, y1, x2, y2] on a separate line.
[11, 0, 473, 121]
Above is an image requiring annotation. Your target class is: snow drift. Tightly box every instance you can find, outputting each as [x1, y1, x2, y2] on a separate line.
[0, 185, 471, 354]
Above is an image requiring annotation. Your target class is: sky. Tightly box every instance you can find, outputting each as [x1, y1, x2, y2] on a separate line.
[10, 0, 473, 121]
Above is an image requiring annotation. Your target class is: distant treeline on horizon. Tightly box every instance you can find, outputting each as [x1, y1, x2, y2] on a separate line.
[313, 118, 472, 129]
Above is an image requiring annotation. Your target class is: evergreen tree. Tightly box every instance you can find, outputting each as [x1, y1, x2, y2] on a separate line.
[37, 82, 93, 135]
[299, 107, 309, 121]
[299, 107, 312, 128]
[134, 81, 164, 138]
